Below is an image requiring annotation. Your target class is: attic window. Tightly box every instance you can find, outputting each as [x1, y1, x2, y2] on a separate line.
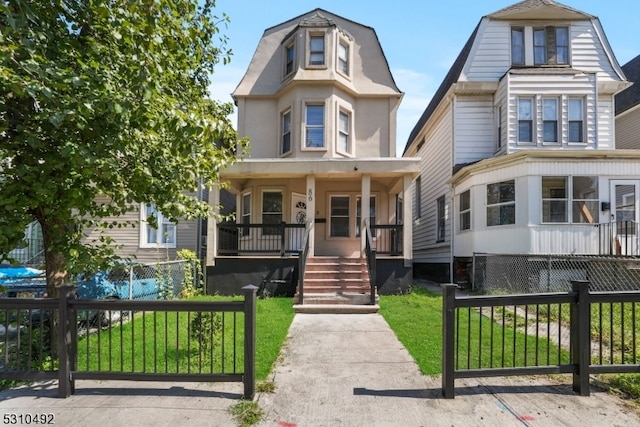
[308, 33, 325, 67]
[284, 42, 295, 76]
[534, 27, 569, 66]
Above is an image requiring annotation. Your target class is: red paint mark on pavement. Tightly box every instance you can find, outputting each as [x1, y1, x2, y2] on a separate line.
[277, 422, 297, 427]
[518, 415, 535, 422]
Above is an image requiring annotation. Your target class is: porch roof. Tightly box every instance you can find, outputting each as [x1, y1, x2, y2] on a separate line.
[220, 157, 421, 179]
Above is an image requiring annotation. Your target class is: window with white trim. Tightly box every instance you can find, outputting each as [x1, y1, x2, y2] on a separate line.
[337, 110, 351, 154]
[356, 196, 376, 237]
[305, 104, 324, 148]
[330, 195, 350, 237]
[141, 204, 176, 247]
[241, 193, 251, 237]
[518, 98, 533, 143]
[436, 196, 446, 242]
[542, 98, 559, 143]
[568, 98, 584, 143]
[541, 176, 598, 224]
[511, 27, 525, 65]
[281, 109, 291, 155]
[415, 176, 422, 219]
[534, 26, 569, 65]
[262, 191, 282, 236]
[542, 176, 568, 223]
[459, 190, 471, 231]
[486, 180, 515, 226]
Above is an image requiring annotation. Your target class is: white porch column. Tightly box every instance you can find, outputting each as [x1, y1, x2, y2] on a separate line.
[403, 174, 413, 268]
[360, 174, 371, 254]
[306, 175, 316, 256]
[206, 186, 222, 266]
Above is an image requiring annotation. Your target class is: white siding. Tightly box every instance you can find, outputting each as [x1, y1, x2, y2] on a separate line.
[453, 96, 495, 164]
[570, 21, 620, 82]
[463, 20, 509, 82]
[597, 95, 615, 149]
[616, 107, 640, 149]
[412, 107, 452, 263]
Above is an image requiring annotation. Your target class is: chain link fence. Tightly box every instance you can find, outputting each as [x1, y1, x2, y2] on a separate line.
[473, 253, 640, 293]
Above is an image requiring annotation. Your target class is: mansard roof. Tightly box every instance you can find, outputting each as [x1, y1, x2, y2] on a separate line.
[616, 55, 640, 115]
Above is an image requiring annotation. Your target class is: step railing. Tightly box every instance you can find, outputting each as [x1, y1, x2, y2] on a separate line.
[364, 219, 377, 305]
[297, 220, 312, 305]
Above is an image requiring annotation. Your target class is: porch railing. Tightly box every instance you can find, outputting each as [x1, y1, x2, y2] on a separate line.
[364, 219, 377, 304]
[596, 220, 639, 256]
[218, 222, 306, 256]
[371, 224, 403, 256]
[297, 221, 312, 305]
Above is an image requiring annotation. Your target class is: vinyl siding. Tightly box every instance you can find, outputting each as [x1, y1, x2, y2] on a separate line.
[453, 95, 495, 164]
[616, 107, 640, 149]
[412, 107, 452, 263]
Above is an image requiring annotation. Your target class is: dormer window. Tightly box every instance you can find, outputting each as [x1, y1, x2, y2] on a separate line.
[511, 26, 570, 66]
[284, 42, 295, 76]
[308, 34, 325, 66]
[338, 41, 349, 75]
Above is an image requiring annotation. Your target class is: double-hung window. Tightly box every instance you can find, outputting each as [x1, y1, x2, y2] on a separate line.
[459, 190, 471, 231]
[511, 27, 525, 65]
[542, 98, 559, 143]
[541, 176, 598, 223]
[284, 42, 295, 76]
[436, 196, 446, 242]
[338, 110, 351, 154]
[262, 191, 283, 236]
[281, 110, 291, 155]
[241, 193, 251, 237]
[518, 98, 533, 143]
[142, 204, 176, 247]
[330, 196, 350, 237]
[487, 180, 516, 226]
[572, 176, 598, 223]
[415, 176, 422, 219]
[305, 104, 324, 148]
[356, 196, 376, 237]
[309, 34, 325, 66]
[534, 27, 569, 65]
[568, 98, 584, 143]
[338, 41, 349, 75]
[542, 177, 568, 223]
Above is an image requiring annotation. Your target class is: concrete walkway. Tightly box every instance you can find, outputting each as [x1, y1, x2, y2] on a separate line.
[0, 312, 639, 426]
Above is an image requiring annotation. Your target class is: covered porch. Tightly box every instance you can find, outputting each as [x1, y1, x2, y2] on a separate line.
[206, 158, 420, 300]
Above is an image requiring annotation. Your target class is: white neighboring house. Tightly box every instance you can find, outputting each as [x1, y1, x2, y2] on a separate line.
[403, 0, 637, 285]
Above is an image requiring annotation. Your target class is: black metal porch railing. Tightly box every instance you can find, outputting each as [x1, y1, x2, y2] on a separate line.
[364, 219, 377, 305]
[297, 221, 312, 305]
[596, 220, 639, 256]
[442, 280, 640, 398]
[0, 284, 258, 399]
[371, 224, 403, 256]
[218, 222, 306, 256]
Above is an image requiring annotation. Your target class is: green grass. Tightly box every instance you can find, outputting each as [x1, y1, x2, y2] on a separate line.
[77, 295, 294, 381]
[379, 287, 569, 375]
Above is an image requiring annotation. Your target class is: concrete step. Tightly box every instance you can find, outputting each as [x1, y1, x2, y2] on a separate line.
[293, 304, 379, 314]
[293, 292, 378, 305]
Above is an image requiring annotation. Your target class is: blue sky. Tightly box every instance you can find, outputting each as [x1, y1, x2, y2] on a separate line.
[208, 0, 640, 156]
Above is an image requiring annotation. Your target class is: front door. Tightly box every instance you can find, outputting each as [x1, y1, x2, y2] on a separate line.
[290, 193, 307, 251]
[610, 180, 640, 255]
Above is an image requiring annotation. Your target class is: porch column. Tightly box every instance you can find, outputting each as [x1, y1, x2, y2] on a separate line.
[403, 174, 413, 268]
[361, 174, 371, 255]
[306, 175, 316, 256]
[206, 186, 222, 265]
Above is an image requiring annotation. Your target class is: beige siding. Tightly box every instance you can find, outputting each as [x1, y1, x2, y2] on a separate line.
[453, 95, 495, 164]
[616, 107, 640, 149]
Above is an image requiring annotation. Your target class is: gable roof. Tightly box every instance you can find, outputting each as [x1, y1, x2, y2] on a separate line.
[616, 55, 640, 115]
[402, 0, 592, 155]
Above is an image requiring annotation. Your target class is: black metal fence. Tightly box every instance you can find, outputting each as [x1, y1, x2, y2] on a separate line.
[0, 284, 257, 399]
[372, 224, 403, 256]
[442, 281, 640, 398]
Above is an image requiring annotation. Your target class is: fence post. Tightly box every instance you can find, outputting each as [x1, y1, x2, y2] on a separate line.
[57, 283, 76, 398]
[441, 284, 457, 398]
[280, 222, 286, 257]
[570, 280, 591, 396]
[242, 284, 258, 400]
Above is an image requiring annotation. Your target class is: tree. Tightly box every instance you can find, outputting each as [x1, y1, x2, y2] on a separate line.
[0, 0, 247, 296]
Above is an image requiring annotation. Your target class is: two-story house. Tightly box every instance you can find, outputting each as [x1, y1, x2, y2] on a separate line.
[206, 9, 420, 304]
[403, 0, 638, 285]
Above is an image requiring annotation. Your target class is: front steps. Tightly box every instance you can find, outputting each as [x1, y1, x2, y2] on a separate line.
[294, 256, 378, 313]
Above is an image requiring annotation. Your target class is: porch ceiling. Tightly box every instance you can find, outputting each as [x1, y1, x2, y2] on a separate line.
[220, 157, 421, 180]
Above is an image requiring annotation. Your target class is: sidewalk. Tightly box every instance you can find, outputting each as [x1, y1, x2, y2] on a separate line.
[0, 312, 639, 426]
[256, 313, 640, 427]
